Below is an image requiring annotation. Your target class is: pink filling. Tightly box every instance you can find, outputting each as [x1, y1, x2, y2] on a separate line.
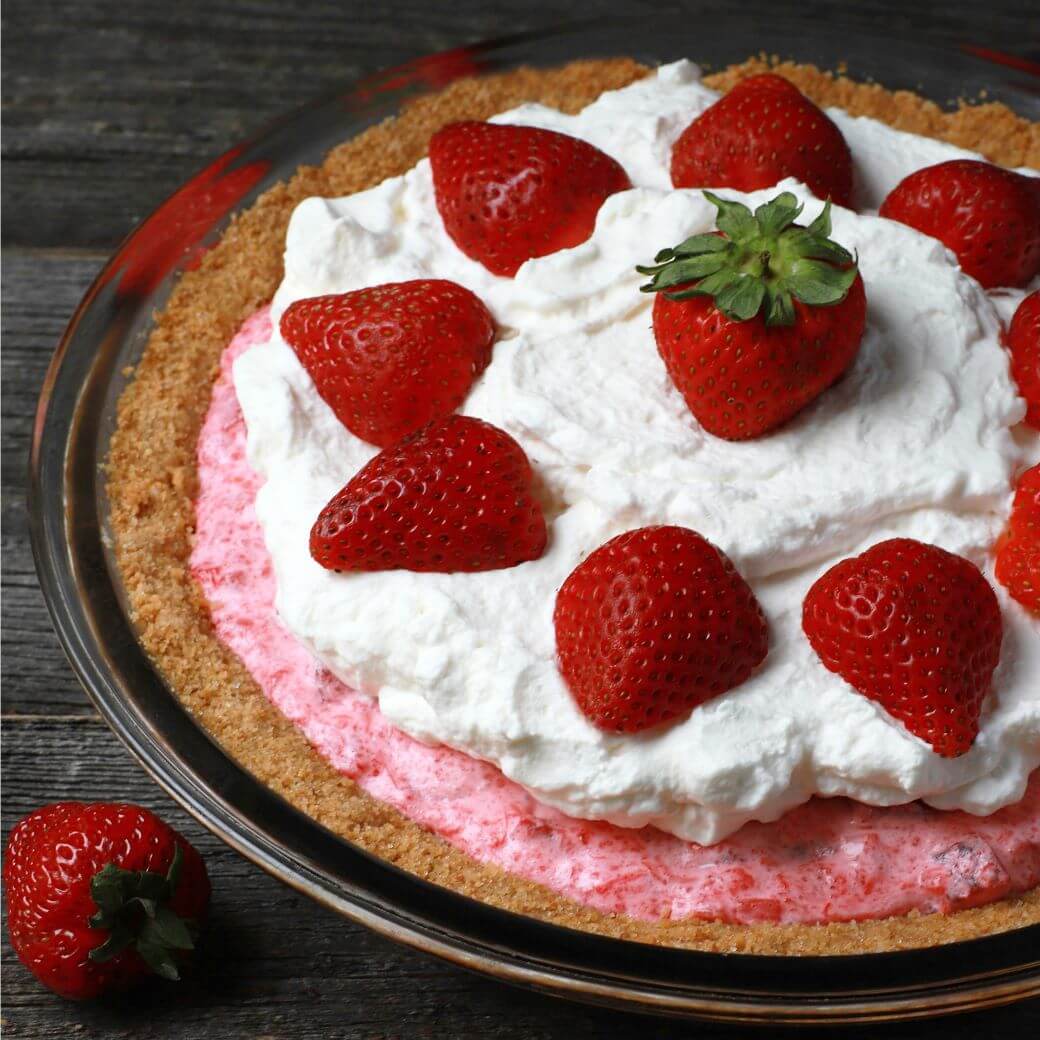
[191, 307, 1040, 926]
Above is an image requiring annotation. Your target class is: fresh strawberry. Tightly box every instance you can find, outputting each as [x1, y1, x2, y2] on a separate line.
[638, 191, 866, 440]
[879, 160, 1040, 289]
[310, 414, 546, 572]
[280, 280, 495, 448]
[670, 74, 853, 208]
[1007, 291, 1040, 429]
[995, 532, 1040, 614]
[429, 121, 631, 277]
[995, 464, 1040, 613]
[3, 802, 210, 1000]
[1010, 462, 1040, 522]
[553, 525, 768, 734]
[802, 539, 1002, 757]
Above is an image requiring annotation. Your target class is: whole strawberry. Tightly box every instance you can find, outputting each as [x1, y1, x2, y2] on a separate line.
[638, 191, 866, 440]
[671, 74, 853, 207]
[995, 464, 1040, 613]
[310, 414, 546, 572]
[429, 121, 631, 277]
[4, 802, 210, 999]
[554, 526, 768, 733]
[879, 160, 1040, 289]
[280, 280, 495, 448]
[802, 539, 1002, 757]
[1007, 291, 1040, 430]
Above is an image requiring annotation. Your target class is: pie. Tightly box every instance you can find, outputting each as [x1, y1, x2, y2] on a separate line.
[107, 55, 1040, 954]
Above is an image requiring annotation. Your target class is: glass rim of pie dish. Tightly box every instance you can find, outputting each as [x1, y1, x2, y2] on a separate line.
[29, 14, 1040, 1023]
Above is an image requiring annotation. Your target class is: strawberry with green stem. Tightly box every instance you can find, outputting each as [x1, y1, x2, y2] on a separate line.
[4, 802, 210, 999]
[638, 190, 866, 440]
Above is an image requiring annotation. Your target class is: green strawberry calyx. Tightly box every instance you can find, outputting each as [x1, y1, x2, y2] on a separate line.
[87, 843, 198, 981]
[637, 191, 859, 327]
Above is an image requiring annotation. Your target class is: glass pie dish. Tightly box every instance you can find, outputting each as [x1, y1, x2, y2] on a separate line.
[30, 14, 1040, 1024]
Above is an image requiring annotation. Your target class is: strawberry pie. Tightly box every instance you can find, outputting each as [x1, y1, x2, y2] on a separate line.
[108, 56, 1040, 954]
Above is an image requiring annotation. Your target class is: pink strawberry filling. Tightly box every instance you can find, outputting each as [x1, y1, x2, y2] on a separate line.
[191, 307, 1040, 926]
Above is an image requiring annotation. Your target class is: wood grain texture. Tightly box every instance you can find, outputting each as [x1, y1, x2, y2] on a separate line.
[2, 1, 1038, 1035]
[2, 251, 107, 716]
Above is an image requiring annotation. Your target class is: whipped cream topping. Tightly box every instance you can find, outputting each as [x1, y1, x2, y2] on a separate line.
[234, 61, 1040, 844]
[195, 317, 1040, 924]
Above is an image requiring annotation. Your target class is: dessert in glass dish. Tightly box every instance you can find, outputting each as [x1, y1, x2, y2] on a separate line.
[106, 53, 1040, 956]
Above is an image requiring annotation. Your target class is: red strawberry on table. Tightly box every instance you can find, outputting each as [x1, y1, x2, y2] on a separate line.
[995, 463, 1040, 613]
[3, 802, 210, 1000]
[280, 279, 495, 448]
[638, 190, 866, 440]
[1007, 290, 1040, 429]
[310, 414, 546, 573]
[802, 538, 1003, 757]
[670, 74, 854, 208]
[879, 160, 1040, 289]
[429, 121, 631, 277]
[553, 525, 768, 734]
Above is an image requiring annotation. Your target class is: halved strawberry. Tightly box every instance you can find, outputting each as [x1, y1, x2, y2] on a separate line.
[995, 463, 1040, 613]
[802, 538, 1003, 757]
[1011, 462, 1040, 522]
[554, 525, 768, 733]
[879, 160, 1040, 289]
[670, 74, 854, 207]
[1007, 291, 1040, 429]
[280, 280, 495, 448]
[638, 191, 866, 440]
[429, 121, 631, 277]
[310, 414, 546, 573]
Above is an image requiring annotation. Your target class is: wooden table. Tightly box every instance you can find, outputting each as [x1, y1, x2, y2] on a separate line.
[3, 2, 1038, 1035]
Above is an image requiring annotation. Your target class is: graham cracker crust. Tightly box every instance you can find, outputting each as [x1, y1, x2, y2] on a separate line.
[107, 57, 1040, 955]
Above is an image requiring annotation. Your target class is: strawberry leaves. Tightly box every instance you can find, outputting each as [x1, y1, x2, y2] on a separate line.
[700, 273, 766, 322]
[785, 259, 858, 307]
[88, 843, 198, 981]
[711, 192, 759, 238]
[638, 191, 858, 327]
[755, 191, 803, 236]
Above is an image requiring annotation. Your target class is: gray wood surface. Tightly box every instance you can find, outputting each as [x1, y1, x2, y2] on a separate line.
[2, 1, 1039, 1036]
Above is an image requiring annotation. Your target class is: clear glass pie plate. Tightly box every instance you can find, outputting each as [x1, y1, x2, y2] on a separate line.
[29, 14, 1040, 1024]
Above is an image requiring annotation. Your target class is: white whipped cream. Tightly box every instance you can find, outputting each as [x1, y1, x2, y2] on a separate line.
[234, 61, 1040, 843]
